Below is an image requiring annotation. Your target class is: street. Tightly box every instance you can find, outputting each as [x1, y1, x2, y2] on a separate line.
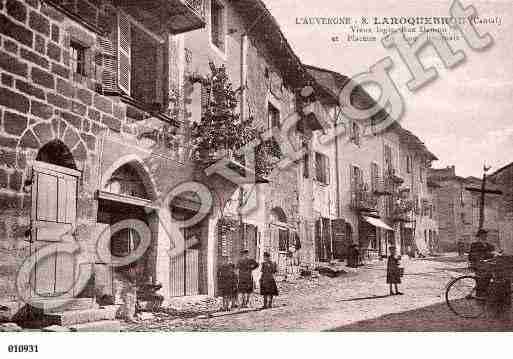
[123, 254, 513, 331]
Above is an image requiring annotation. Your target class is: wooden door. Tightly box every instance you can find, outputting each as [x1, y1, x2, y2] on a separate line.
[331, 219, 346, 259]
[31, 161, 79, 297]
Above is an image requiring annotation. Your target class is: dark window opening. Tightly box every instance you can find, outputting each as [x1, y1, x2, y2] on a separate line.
[70, 41, 87, 77]
[131, 25, 162, 108]
[315, 152, 329, 185]
[351, 122, 360, 145]
[302, 139, 309, 179]
[36, 140, 77, 170]
[211, 0, 225, 51]
[268, 102, 280, 129]
[278, 229, 289, 252]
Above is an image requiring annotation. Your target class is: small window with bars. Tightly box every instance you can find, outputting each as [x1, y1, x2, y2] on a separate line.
[70, 41, 87, 78]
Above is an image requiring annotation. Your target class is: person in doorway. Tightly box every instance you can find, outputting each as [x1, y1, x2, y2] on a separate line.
[236, 249, 259, 308]
[217, 257, 238, 311]
[260, 252, 279, 309]
[386, 246, 403, 295]
[468, 229, 495, 298]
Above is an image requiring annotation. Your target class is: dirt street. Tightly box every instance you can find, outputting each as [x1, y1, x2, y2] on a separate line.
[124, 255, 513, 331]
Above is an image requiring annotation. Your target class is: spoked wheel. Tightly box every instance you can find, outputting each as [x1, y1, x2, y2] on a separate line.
[445, 275, 486, 318]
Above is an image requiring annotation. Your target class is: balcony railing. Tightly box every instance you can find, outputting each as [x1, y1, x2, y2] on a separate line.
[385, 168, 404, 184]
[372, 178, 393, 196]
[391, 197, 415, 222]
[351, 184, 378, 211]
[185, 0, 206, 17]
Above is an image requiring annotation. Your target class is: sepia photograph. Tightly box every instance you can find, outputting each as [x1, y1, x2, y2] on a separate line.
[0, 0, 513, 354]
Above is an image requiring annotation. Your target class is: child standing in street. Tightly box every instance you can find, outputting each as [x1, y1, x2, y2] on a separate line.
[217, 257, 238, 311]
[387, 246, 403, 296]
[260, 252, 279, 309]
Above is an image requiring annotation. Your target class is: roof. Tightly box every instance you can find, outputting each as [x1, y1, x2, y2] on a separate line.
[489, 161, 513, 178]
[232, 0, 309, 88]
[305, 65, 438, 161]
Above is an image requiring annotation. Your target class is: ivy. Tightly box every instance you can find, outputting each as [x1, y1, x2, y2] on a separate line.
[190, 62, 276, 178]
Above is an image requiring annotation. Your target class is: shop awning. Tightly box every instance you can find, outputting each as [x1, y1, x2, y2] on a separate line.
[362, 216, 393, 231]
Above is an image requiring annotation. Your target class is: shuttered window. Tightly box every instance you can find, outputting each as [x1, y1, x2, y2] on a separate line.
[117, 12, 131, 94]
[99, 11, 163, 107]
[315, 152, 329, 185]
[98, 36, 117, 94]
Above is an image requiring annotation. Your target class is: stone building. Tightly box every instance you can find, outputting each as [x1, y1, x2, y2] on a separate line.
[429, 166, 501, 252]
[488, 162, 513, 254]
[0, 0, 215, 320]
[0, 0, 327, 324]
[302, 66, 439, 261]
[181, 0, 320, 277]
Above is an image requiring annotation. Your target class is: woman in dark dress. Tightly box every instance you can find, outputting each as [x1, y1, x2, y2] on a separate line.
[217, 257, 238, 311]
[386, 246, 403, 295]
[260, 252, 279, 309]
[236, 249, 259, 308]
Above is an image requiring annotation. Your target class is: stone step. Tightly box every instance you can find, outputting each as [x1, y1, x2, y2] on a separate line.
[44, 305, 119, 326]
[30, 297, 98, 314]
[69, 320, 122, 332]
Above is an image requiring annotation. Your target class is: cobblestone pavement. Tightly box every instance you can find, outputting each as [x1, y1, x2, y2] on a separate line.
[123, 255, 513, 331]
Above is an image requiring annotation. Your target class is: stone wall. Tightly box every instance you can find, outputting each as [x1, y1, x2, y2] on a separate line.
[0, 0, 193, 304]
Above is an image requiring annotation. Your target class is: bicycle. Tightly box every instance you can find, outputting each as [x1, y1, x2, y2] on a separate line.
[445, 257, 513, 318]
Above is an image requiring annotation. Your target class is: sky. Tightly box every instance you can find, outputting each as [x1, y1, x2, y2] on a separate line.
[262, 0, 513, 178]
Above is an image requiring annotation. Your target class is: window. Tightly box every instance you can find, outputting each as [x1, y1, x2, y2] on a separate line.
[100, 12, 164, 107]
[302, 139, 309, 179]
[384, 145, 393, 171]
[351, 122, 360, 145]
[461, 212, 465, 223]
[70, 41, 87, 77]
[130, 23, 163, 107]
[370, 163, 380, 192]
[315, 152, 329, 185]
[351, 165, 363, 188]
[268, 102, 280, 129]
[406, 155, 412, 173]
[210, 0, 225, 52]
[278, 228, 289, 252]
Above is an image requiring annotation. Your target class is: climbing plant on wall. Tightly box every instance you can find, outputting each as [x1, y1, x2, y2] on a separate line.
[190, 62, 277, 178]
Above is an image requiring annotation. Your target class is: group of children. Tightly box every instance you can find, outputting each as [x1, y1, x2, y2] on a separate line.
[218, 250, 279, 311]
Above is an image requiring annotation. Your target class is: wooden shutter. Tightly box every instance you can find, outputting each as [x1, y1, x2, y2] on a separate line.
[326, 155, 330, 185]
[98, 36, 117, 94]
[117, 11, 131, 95]
[200, 83, 211, 116]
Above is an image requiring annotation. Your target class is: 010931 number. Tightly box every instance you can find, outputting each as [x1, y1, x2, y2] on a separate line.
[7, 345, 39, 353]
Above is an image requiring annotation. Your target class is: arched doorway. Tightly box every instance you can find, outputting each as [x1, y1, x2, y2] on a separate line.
[96, 161, 157, 303]
[31, 140, 80, 298]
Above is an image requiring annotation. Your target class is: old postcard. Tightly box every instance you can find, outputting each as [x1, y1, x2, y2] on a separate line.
[0, 0, 513, 354]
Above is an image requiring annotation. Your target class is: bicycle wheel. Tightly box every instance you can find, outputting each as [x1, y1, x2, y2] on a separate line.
[445, 275, 486, 318]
